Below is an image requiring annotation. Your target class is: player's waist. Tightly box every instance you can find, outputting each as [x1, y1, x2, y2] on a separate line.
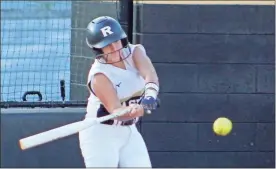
[86, 104, 139, 126]
[84, 113, 139, 126]
[101, 118, 139, 126]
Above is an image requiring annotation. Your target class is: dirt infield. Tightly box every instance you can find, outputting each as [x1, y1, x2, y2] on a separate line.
[135, 1, 275, 5]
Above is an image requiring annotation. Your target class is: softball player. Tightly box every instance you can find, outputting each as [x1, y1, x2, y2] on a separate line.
[78, 16, 159, 168]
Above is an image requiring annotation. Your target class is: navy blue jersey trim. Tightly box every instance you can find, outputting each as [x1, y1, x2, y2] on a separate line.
[87, 81, 96, 96]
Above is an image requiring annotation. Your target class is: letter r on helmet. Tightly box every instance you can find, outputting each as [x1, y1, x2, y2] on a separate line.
[100, 26, 113, 37]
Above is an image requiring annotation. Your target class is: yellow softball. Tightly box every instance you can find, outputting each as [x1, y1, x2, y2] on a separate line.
[213, 117, 232, 136]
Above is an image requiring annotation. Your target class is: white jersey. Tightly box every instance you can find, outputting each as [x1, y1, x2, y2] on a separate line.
[85, 44, 146, 123]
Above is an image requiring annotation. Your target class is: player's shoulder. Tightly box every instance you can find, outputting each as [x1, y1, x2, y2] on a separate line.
[129, 43, 145, 49]
[130, 43, 146, 53]
[88, 62, 100, 75]
[129, 44, 147, 58]
[88, 60, 112, 78]
[91, 60, 105, 70]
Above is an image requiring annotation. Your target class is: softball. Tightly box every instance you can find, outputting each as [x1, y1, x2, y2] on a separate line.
[213, 117, 232, 136]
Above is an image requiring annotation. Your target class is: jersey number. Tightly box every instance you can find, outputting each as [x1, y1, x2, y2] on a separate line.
[122, 97, 141, 106]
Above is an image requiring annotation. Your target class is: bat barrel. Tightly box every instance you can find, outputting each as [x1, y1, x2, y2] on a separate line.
[19, 119, 95, 150]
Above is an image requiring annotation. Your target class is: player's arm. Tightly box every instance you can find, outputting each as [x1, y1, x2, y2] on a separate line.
[133, 45, 160, 110]
[91, 73, 144, 120]
[133, 45, 159, 86]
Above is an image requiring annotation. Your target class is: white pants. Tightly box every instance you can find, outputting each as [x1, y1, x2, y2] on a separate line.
[78, 123, 151, 168]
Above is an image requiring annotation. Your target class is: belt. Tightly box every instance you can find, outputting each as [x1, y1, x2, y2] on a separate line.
[101, 118, 136, 126]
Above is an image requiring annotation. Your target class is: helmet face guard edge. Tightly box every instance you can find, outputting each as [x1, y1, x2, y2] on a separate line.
[95, 43, 131, 64]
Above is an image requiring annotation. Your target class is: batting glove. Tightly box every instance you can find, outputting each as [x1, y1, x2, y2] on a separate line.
[140, 82, 159, 110]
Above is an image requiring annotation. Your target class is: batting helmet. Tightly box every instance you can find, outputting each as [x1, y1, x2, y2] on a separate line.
[86, 16, 128, 50]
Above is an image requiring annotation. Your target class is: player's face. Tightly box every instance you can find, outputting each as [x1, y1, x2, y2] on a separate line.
[101, 40, 124, 63]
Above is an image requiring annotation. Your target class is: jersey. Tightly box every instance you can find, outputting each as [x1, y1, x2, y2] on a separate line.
[85, 44, 146, 125]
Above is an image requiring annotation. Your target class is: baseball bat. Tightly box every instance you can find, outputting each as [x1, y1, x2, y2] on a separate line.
[19, 107, 132, 150]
